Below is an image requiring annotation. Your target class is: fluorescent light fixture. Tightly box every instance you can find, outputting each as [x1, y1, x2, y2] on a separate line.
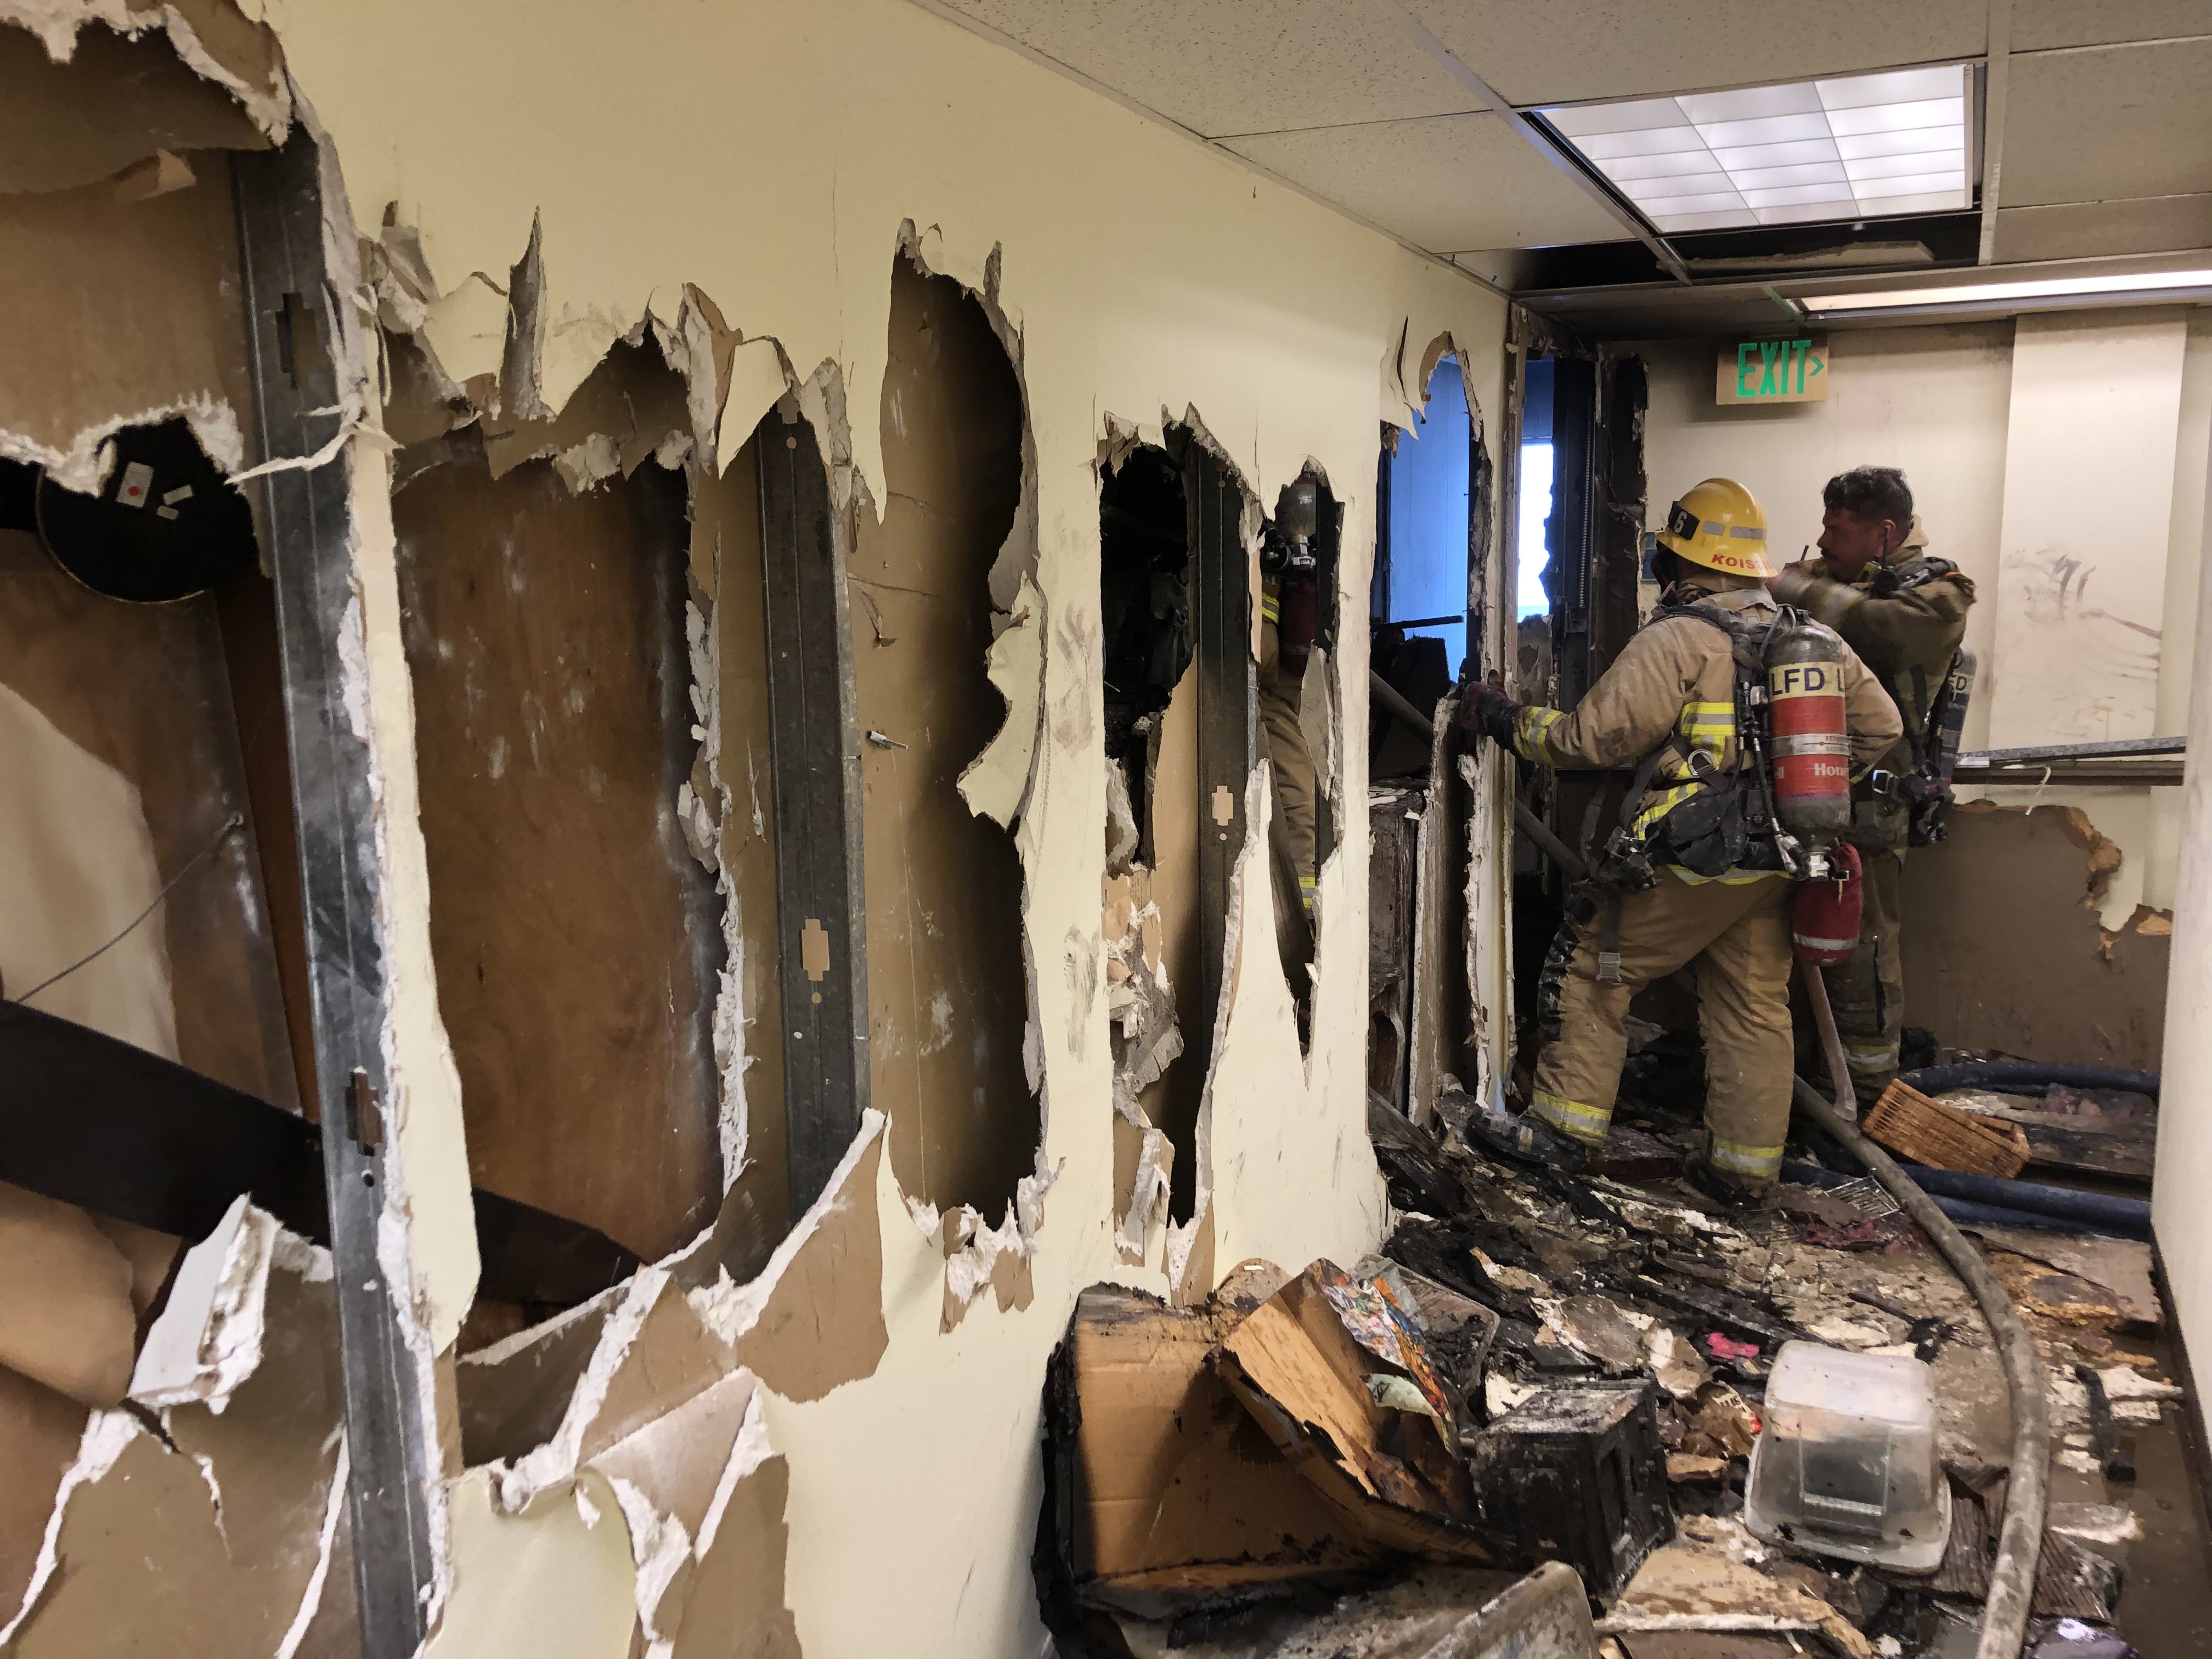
[1541, 64, 1970, 234]
[1803, 268, 2212, 314]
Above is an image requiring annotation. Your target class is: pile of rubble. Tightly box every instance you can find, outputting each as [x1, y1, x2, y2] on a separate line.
[1036, 1081, 2175, 1658]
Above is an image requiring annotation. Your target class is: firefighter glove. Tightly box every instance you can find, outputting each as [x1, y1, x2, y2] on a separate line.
[1465, 684, 1522, 748]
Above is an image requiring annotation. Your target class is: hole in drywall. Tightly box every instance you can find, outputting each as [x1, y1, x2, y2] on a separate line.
[1101, 440, 1193, 1250]
[1099, 426, 1256, 1228]
[1259, 466, 1340, 1039]
[852, 250, 1035, 1220]
[391, 341, 725, 1266]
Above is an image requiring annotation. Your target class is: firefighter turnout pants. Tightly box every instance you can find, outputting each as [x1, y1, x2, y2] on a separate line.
[1532, 869, 1795, 1188]
[1823, 847, 1904, 1107]
[1258, 618, 1317, 908]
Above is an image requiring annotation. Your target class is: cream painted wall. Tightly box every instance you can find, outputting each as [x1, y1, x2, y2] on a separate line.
[2157, 378, 2212, 1470]
[1635, 313, 2212, 923]
[248, 0, 1510, 1652]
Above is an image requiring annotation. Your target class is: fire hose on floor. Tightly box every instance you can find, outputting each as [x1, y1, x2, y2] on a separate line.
[1797, 964, 2049, 1659]
[1371, 674, 2050, 1657]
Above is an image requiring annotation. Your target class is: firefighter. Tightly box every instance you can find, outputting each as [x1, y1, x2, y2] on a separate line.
[1771, 466, 1976, 1107]
[1463, 478, 1901, 1203]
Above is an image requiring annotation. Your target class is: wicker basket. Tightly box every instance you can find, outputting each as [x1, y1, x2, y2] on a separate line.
[1863, 1080, 2032, 1179]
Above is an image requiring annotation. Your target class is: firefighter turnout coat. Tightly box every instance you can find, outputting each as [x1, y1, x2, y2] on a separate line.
[1771, 517, 1976, 1103]
[1508, 571, 1902, 1186]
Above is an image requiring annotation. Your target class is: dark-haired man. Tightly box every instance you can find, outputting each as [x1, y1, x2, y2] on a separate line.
[1771, 466, 1976, 1107]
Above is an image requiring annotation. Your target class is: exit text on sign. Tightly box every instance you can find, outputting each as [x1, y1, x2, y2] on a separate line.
[1717, 336, 1828, 404]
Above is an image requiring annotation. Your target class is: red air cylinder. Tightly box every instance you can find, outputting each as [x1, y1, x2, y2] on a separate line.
[1765, 613, 1853, 841]
[1793, 840, 1864, 964]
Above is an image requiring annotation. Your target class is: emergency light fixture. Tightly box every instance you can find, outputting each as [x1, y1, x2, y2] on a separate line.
[1541, 65, 1969, 234]
[1799, 267, 2212, 317]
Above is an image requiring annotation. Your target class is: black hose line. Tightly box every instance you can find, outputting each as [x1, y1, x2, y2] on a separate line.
[1902, 1060, 2160, 1101]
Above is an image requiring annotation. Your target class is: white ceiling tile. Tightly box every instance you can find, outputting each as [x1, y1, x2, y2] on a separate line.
[1757, 200, 1863, 223]
[1742, 182, 1858, 207]
[1815, 64, 1966, 109]
[1397, 0, 1987, 105]
[1622, 171, 1731, 200]
[1605, 148, 1730, 182]
[1576, 126, 1712, 159]
[1844, 147, 1966, 180]
[2003, 38, 2212, 207]
[1638, 188, 1750, 214]
[1545, 97, 1692, 137]
[1654, 208, 1760, 230]
[1855, 168, 1967, 198]
[1836, 125, 1970, 160]
[930, 0, 1483, 137]
[1675, 82, 1824, 123]
[1734, 160, 1851, 189]
[1711, 137, 1844, 170]
[2012, 1, 2212, 52]
[1858, 188, 1974, 215]
[1221, 114, 1629, 251]
[1824, 97, 1964, 136]
[1693, 111, 1836, 147]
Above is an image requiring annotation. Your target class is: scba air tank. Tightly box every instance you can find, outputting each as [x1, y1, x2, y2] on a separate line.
[1765, 612, 1852, 841]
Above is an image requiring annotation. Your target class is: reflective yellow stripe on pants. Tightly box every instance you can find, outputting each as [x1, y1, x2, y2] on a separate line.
[1532, 1089, 1613, 1146]
[1709, 1136, 1785, 1182]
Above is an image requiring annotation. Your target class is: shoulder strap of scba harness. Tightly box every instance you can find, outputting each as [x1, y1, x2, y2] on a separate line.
[1870, 555, 1960, 598]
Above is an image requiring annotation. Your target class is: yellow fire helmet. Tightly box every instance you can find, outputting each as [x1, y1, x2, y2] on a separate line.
[1656, 477, 1777, 579]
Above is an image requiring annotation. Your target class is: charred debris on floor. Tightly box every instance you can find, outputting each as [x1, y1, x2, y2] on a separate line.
[1039, 1070, 2173, 1658]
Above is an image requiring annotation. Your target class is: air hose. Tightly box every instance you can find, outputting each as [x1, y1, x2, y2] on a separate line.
[1798, 964, 2047, 1659]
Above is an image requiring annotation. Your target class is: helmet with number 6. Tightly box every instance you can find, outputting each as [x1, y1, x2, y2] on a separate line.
[1656, 477, 1777, 579]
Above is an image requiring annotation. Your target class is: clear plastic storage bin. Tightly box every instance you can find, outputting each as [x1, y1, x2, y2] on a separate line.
[1743, 1340, 1950, 1571]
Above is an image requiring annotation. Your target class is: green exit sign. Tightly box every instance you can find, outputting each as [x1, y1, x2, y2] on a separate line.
[1717, 336, 1829, 404]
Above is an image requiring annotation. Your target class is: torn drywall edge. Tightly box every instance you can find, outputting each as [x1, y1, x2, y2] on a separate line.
[957, 569, 1047, 828]
[273, 1435, 349, 1659]
[1114, 1126, 1171, 1262]
[688, 1110, 888, 1346]
[715, 337, 797, 476]
[0, 1408, 139, 1645]
[128, 1194, 280, 1414]
[939, 1148, 1062, 1328]
[0, 3, 294, 139]
[490, 1266, 700, 1514]
[0, 395, 245, 496]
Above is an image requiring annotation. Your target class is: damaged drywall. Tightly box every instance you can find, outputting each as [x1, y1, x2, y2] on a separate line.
[29, 0, 1523, 1649]
[1903, 801, 2172, 1070]
[855, 247, 1037, 1226]
[0, 1206, 354, 1656]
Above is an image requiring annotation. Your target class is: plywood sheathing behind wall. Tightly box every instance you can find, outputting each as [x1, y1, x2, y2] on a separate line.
[0, 20, 265, 194]
[0, 144, 256, 488]
[1901, 801, 2170, 1071]
[856, 250, 1038, 1229]
[391, 427, 723, 1263]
